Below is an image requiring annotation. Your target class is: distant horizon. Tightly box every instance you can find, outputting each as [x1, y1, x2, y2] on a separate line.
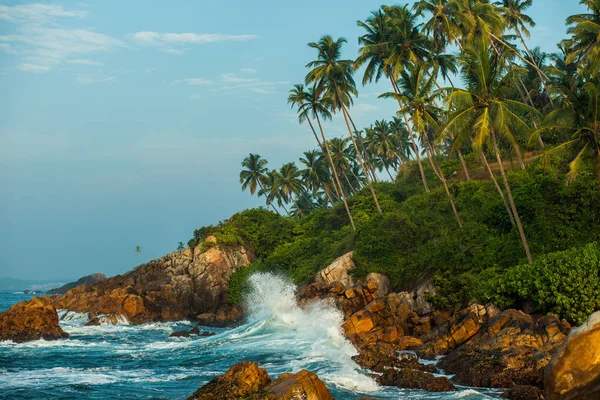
[0, 0, 587, 280]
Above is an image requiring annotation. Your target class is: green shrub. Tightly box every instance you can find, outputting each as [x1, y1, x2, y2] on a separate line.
[481, 243, 600, 325]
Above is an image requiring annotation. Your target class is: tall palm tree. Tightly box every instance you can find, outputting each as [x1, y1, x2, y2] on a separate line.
[442, 40, 539, 263]
[289, 84, 356, 229]
[135, 246, 141, 255]
[306, 35, 383, 214]
[240, 153, 281, 215]
[413, 0, 470, 51]
[260, 169, 290, 216]
[277, 162, 308, 216]
[383, 63, 463, 227]
[329, 137, 359, 194]
[299, 150, 334, 204]
[355, 6, 432, 192]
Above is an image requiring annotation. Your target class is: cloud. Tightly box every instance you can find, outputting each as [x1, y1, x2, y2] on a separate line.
[0, 4, 124, 72]
[240, 68, 257, 73]
[127, 31, 260, 54]
[17, 63, 49, 72]
[67, 59, 103, 66]
[171, 78, 213, 86]
[218, 73, 288, 94]
[76, 76, 116, 84]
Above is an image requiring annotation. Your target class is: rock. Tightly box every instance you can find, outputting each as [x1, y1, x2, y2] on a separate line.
[412, 280, 436, 315]
[503, 385, 544, 400]
[52, 239, 255, 325]
[187, 361, 271, 400]
[0, 297, 69, 343]
[365, 273, 391, 298]
[376, 368, 456, 392]
[314, 252, 354, 288]
[47, 273, 107, 295]
[170, 326, 201, 338]
[436, 309, 570, 389]
[265, 369, 333, 400]
[85, 317, 100, 326]
[545, 310, 600, 400]
[187, 362, 333, 400]
[398, 336, 424, 350]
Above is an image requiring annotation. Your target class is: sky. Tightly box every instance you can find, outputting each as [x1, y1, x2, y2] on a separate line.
[0, 0, 587, 281]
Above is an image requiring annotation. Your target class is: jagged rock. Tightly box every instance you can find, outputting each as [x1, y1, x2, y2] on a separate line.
[0, 297, 69, 342]
[170, 326, 201, 337]
[314, 252, 354, 288]
[196, 304, 244, 327]
[52, 240, 255, 325]
[502, 385, 544, 400]
[436, 309, 570, 389]
[187, 362, 333, 400]
[412, 280, 436, 315]
[365, 273, 390, 298]
[47, 273, 107, 295]
[376, 368, 456, 392]
[545, 310, 600, 400]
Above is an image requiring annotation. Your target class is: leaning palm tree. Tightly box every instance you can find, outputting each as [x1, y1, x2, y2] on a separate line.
[442, 40, 539, 263]
[306, 35, 382, 214]
[276, 163, 307, 216]
[289, 84, 356, 229]
[383, 63, 463, 227]
[240, 153, 281, 215]
[135, 246, 141, 255]
[299, 150, 334, 205]
[260, 169, 290, 216]
[356, 6, 432, 192]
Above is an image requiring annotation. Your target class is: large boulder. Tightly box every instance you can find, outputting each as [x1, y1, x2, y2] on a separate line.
[47, 273, 107, 295]
[314, 252, 354, 288]
[0, 297, 69, 342]
[436, 309, 570, 389]
[377, 368, 456, 392]
[187, 362, 333, 400]
[545, 310, 600, 400]
[52, 240, 256, 325]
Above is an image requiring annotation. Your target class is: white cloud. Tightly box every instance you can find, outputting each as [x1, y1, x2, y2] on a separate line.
[76, 76, 115, 84]
[0, 4, 124, 72]
[221, 73, 257, 84]
[240, 68, 257, 73]
[17, 63, 50, 72]
[129, 31, 260, 46]
[67, 59, 103, 66]
[171, 78, 213, 86]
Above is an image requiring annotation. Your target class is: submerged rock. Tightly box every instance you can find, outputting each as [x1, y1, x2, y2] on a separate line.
[376, 368, 456, 392]
[0, 296, 69, 343]
[187, 361, 333, 400]
[170, 326, 215, 338]
[545, 310, 600, 400]
[52, 239, 255, 325]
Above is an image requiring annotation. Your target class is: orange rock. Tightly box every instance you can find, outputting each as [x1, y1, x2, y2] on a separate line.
[266, 369, 334, 400]
[187, 361, 271, 399]
[0, 297, 69, 343]
[398, 336, 424, 350]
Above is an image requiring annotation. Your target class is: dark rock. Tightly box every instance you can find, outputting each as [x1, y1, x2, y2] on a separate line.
[502, 385, 544, 400]
[47, 273, 107, 295]
[0, 297, 69, 342]
[376, 368, 456, 392]
[170, 326, 213, 338]
[85, 317, 100, 326]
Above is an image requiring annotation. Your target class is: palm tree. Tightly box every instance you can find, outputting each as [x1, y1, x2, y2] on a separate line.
[276, 162, 307, 216]
[299, 150, 334, 204]
[240, 153, 281, 215]
[383, 63, 463, 227]
[177, 242, 185, 251]
[289, 84, 356, 229]
[535, 78, 600, 181]
[413, 0, 470, 51]
[306, 35, 382, 214]
[442, 40, 539, 263]
[135, 246, 141, 255]
[564, 0, 600, 72]
[329, 137, 359, 194]
[355, 6, 432, 192]
[260, 170, 290, 216]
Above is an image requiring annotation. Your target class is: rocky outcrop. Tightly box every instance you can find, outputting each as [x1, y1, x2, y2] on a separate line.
[377, 368, 456, 392]
[52, 240, 255, 325]
[187, 361, 333, 400]
[436, 309, 570, 389]
[545, 310, 600, 400]
[169, 326, 215, 338]
[314, 251, 354, 288]
[0, 297, 69, 342]
[47, 273, 107, 295]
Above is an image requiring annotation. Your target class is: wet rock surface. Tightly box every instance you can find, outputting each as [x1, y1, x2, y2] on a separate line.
[52, 239, 255, 325]
[187, 361, 333, 400]
[0, 296, 69, 343]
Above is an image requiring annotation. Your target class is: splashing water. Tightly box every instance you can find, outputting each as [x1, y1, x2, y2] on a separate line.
[0, 275, 500, 399]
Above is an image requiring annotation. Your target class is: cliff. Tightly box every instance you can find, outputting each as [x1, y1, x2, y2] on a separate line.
[47, 273, 107, 295]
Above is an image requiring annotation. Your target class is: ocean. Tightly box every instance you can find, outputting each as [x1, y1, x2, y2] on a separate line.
[0, 273, 500, 399]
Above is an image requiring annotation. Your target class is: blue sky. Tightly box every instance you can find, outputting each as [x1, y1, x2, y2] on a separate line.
[0, 0, 586, 281]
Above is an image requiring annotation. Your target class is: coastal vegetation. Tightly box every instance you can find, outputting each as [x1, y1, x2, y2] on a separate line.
[191, 0, 600, 324]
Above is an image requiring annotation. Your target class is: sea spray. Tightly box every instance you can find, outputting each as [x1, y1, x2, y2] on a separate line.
[242, 272, 379, 392]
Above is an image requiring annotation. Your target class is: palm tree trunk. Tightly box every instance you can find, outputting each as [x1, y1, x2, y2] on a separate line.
[348, 114, 379, 183]
[490, 33, 551, 82]
[515, 27, 554, 108]
[344, 171, 359, 193]
[423, 135, 463, 228]
[515, 74, 544, 149]
[315, 114, 356, 230]
[383, 159, 394, 181]
[257, 181, 281, 216]
[491, 130, 533, 264]
[306, 118, 323, 148]
[341, 106, 382, 214]
[322, 185, 335, 205]
[514, 142, 526, 170]
[390, 76, 430, 192]
[480, 152, 515, 228]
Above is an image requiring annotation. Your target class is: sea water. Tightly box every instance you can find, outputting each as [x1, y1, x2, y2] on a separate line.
[0, 273, 501, 399]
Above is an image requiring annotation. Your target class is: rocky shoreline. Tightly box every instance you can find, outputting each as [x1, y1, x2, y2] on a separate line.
[1, 243, 598, 399]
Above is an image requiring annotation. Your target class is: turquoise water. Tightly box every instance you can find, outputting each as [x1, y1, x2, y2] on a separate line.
[0, 274, 500, 399]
